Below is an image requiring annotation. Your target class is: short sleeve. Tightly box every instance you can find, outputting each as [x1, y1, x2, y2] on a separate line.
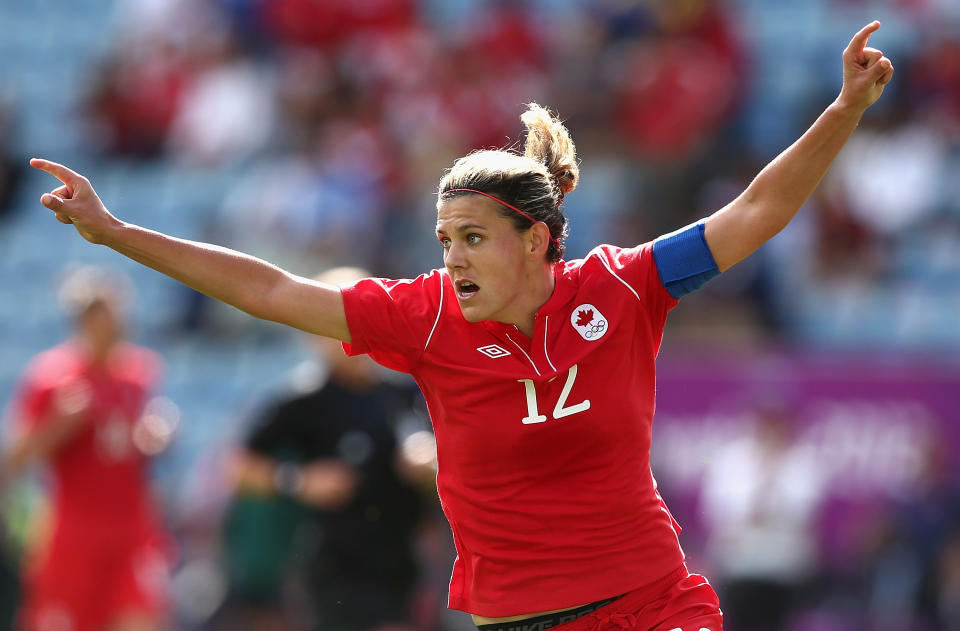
[340, 271, 444, 373]
[9, 362, 57, 432]
[588, 242, 679, 322]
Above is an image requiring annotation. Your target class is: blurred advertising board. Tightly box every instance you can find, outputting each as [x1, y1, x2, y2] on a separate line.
[653, 350, 960, 500]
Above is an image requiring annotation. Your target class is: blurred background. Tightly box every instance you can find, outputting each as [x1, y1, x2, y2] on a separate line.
[1, 0, 959, 630]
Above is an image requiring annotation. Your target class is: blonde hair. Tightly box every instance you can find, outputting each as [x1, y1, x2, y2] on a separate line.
[58, 265, 133, 321]
[521, 102, 579, 196]
[438, 103, 579, 262]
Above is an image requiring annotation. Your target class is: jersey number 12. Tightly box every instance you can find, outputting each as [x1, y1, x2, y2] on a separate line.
[518, 364, 591, 424]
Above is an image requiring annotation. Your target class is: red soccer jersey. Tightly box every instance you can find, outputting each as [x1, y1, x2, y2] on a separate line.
[342, 242, 686, 617]
[12, 342, 163, 548]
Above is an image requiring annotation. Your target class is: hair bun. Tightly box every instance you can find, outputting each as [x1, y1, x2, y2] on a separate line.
[521, 103, 579, 196]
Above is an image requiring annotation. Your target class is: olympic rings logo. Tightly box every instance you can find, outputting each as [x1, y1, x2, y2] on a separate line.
[570, 303, 609, 342]
[583, 320, 606, 338]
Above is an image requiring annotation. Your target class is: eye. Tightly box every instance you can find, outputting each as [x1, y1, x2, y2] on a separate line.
[467, 233, 482, 245]
[439, 237, 451, 249]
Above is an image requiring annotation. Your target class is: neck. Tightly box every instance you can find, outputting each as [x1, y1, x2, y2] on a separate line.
[74, 336, 114, 368]
[509, 262, 556, 337]
[327, 366, 379, 392]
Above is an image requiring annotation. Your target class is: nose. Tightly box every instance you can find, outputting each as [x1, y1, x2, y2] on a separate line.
[444, 241, 468, 270]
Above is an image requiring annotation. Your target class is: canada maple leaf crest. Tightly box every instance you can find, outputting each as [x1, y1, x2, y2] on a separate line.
[575, 309, 594, 328]
[570, 303, 607, 341]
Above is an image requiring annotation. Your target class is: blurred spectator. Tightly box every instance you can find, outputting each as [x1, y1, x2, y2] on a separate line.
[0, 100, 23, 221]
[179, 113, 395, 337]
[0, 266, 178, 631]
[909, 27, 960, 140]
[272, 47, 337, 151]
[260, 0, 416, 52]
[215, 267, 436, 631]
[167, 20, 275, 165]
[856, 506, 929, 631]
[700, 402, 826, 631]
[936, 531, 960, 631]
[605, 0, 746, 163]
[830, 97, 948, 239]
[0, 526, 17, 631]
[872, 438, 960, 631]
[85, 36, 189, 159]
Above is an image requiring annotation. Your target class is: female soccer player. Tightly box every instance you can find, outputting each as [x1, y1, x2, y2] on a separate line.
[2, 267, 172, 631]
[30, 22, 893, 631]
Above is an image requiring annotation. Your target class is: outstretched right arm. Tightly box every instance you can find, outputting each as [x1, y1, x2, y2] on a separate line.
[30, 159, 352, 342]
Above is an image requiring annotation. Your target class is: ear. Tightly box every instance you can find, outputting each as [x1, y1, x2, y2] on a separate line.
[526, 222, 552, 261]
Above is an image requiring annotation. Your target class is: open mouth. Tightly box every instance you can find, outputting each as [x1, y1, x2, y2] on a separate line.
[456, 280, 480, 300]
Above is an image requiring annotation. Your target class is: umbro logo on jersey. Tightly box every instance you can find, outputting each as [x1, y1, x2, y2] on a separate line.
[477, 344, 511, 358]
[570, 303, 608, 341]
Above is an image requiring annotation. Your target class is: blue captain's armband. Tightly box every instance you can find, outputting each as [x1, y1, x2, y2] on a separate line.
[652, 220, 720, 299]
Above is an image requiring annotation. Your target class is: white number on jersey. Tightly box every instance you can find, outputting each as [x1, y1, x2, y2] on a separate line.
[518, 364, 591, 425]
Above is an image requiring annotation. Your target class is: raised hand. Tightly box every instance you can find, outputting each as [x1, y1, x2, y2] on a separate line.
[30, 158, 121, 244]
[838, 21, 895, 112]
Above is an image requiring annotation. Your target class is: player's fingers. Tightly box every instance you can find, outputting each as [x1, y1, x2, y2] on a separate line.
[845, 20, 881, 55]
[51, 184, 71, 199]
[54, 212, 74, 225]
[860, 47, 884, 68]
[868, 56, 892, 78]
[29, 158, 85, 188]
[877, 59, 895, 85]
[41, 193, 65, 211]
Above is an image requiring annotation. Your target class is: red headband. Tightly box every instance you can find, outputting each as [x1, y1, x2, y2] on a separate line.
[441, 188, 560, 251]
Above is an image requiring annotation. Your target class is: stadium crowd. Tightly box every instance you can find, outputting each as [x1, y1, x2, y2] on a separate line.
[71, 0, 960, 349]
[1, 1, 959, 630]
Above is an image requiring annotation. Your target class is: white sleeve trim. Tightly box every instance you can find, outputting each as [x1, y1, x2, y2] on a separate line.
[593, 250, 641, 302]
[423, 270, 444, 353]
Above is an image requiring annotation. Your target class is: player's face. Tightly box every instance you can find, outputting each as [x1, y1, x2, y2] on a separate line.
[311, 334, 379, 386]
[436, 196, 535, 325]
[79, 299, 124, 352]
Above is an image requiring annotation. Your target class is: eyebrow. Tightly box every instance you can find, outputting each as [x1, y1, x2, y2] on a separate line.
[436, 223, 487, 236]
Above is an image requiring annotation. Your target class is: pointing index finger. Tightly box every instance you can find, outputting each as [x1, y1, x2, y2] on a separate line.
[846, 20, 881, 55]
[29, 158, 83, 186]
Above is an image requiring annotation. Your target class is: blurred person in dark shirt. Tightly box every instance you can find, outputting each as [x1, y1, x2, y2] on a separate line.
[0, 100, 24, 221]
[218, 266, 436, 631]
[0, 266, 177, 631]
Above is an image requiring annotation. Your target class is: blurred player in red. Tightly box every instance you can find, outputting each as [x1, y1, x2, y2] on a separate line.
[29, 23, 893, 631]
[1, 266, 175, 631]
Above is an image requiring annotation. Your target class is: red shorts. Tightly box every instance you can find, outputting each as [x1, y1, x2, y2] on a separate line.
[559, 567, 722, 631]
[20, 534, 171, 631]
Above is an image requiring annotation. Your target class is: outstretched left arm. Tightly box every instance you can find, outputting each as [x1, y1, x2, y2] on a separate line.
[704, 20, 894, 272]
